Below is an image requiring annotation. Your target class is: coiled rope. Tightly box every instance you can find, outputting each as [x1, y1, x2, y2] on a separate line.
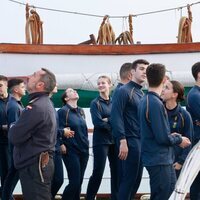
[115, 15, 134, 45]
[25, 4, 43, 44]
[97, 15, 115, 45]
[177, 4, 193, 43]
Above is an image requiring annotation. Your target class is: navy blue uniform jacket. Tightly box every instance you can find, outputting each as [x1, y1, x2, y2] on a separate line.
[7, 95, 24, 127]
[166, 104, 193, 165]
[186, 85, 200, 144]
[111, 82, 123, 99]
[90, 96, 113, 146]
[54, 109, 64, 152]
[0, 95, 10, 144]
[57, 104, 89, 153]
[9, 92, 57, 169]
[111, 81, 143, 141]
[139, 92, 182, 166]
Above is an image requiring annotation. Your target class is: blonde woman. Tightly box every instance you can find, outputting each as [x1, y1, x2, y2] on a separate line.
[86, 76, 117, 200]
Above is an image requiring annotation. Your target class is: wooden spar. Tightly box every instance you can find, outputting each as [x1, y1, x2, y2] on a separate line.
[78, 34, 97, 45]
[1, 42, 200, 55]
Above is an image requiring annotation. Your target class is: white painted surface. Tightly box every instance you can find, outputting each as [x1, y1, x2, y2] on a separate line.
[0, 52, 199, 89]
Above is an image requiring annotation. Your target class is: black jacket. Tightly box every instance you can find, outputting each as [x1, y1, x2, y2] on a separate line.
[9, 92, 57, 169]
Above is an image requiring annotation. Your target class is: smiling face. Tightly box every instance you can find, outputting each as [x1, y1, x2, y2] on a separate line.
[97, 76, 111, 94]
[132, 63, 148, 85]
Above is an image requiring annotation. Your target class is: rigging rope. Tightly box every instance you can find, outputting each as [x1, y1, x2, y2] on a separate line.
[25, 4, 43, 44]
[8, 0, 200, 19]
[97, 16, 115, 45]
[115, 15, 134, 45]
[177, 4, 193, 43]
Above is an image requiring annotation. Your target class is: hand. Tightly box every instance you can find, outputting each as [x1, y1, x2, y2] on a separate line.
[2, 124, 8, 131]
[179, 136, 191, 148]
[63, 127, 75, 138]
[195, 120, 200, 126]
[118, 139, 128, 160]
[171, 132, 181, 136]
[102, 118, 108, 122]
[60, 144, 67, 154]
[173, 162, 182, 170]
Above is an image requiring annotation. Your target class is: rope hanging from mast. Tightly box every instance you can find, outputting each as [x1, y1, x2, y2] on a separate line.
[97, 15, 115, 45]
[25, 4, 43, 44]
[177, 4, 193, 43]
[115, 15, 134, 45]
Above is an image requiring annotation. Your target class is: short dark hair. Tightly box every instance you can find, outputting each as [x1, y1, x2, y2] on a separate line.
[132, 59, 149, 70]
[40, 68, 56, 93]
[119, 63, 132, 80]
[8, 78, 24, 92]
[171, 80, 185, 102]
[0, 75, 8, 82]
[147, 63, 166, 87]
[191, 62, 200, 81]
[61, 92, 67, 105]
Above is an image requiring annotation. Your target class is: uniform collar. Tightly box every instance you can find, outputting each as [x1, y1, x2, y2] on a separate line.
[117, 82, 123, 88]
[194, 85, 200, 91]
[98, 95, 111, 103]
[165, 104, 181, 116]
[65, 103, 78, 112]
[147, 91, 162, 101]
[28, 92, 48, 101]
[129, 81, 143, 90]
[0, 94, 10, 102]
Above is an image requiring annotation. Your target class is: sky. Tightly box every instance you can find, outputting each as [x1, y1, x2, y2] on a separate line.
[1, 0, 200, 44]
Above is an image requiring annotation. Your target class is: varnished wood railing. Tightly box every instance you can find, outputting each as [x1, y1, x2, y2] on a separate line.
[1, 43, 200, 55]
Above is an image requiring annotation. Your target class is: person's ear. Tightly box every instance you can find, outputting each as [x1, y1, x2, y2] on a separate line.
[197, 72, 200, 81]
[172, 92, 178, 99]
[128, 71, 133, 80]
[36, 81, 44, 89]
[64, 97, 69, 102]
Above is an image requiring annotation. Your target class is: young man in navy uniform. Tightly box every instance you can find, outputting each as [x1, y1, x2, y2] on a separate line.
[9, 68, 57, 200]
[2, 78, 26, 200]
[112, 62, 132, 98]
[0, 75, 10, 199]
[139, 63, 191, 200]
[186, 62, 200, 200]
[111, 59, 149, 200]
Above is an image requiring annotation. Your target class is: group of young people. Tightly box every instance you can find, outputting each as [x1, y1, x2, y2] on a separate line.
[0, 60, 199, 200]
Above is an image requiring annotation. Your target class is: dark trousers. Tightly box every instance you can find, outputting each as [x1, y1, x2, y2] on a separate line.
[190, 171, 200, 200]
[86, 144, 118, 200]
[175, 168, 181, 179]
[19, 156, 54, 200]
[2, 143, 19, 200]
[62, 149, 89, 200]
[117, 138, 143, 200]
[146, 165, 176, 200]
[2, 160, 18, 200]
[51, 152, 64, 199]
[0, 143, 10, 197]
